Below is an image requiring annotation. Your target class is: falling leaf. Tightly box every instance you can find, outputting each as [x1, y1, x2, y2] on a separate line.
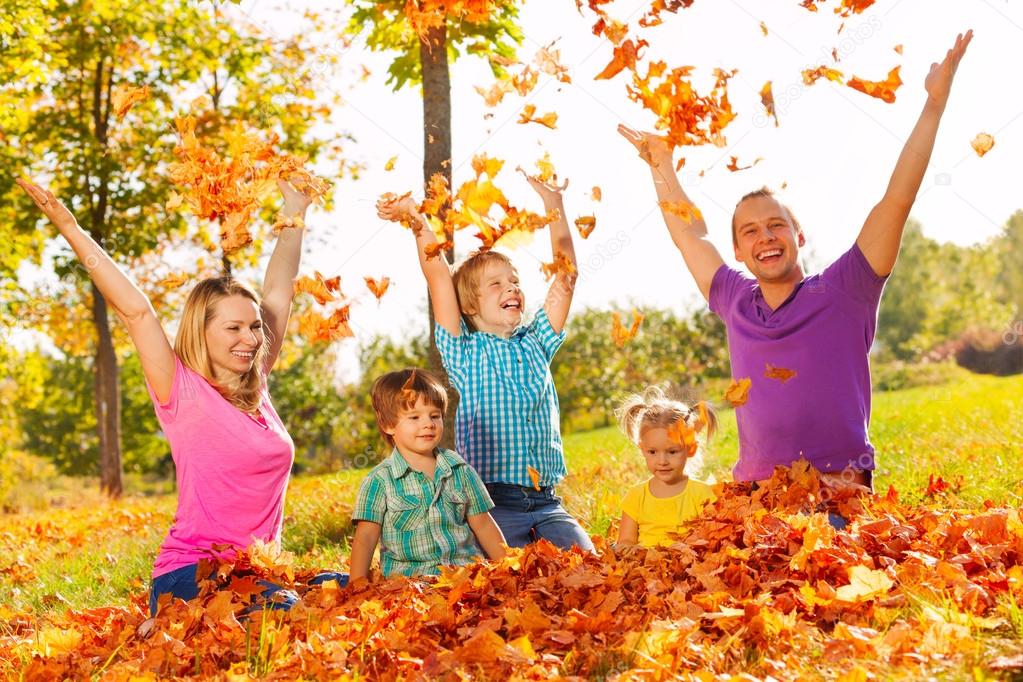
[611, 309, 644, 348]
[627, 63, 736, 148]
[591, 186, 602, 202]
[970, 133, 995, 157]
[398, 370, 418, 408]
[112, 84, 150, 120]
[760, 81, 779, 127]
[893, 44, 903, 55]
[727, 156, 763, 172]
[759, 20, 769, 36]
[364, 276, 390, 301]
[659, 200, 702, 223]
[540, 251, 576, 281]
[295, 271, 342, 305]
[595, 38, 648, 80]
[764, 363, 797, 383]
[666, 418, 699, 456]
[165, 191, 183, 211]
[526, 466, 542, 491]
[802, 65, 845, 86]
[534, 152, 556, 183]
[384, 156, 397, 171]
[518, 104, 558, 129]
[159, 273, 188, 290]
[724, 377, 751, 407]
[471, 154, 505, 179]
[297, 306, 353, 343]
[574, 215, 596, 239]
[847, 66, 902, 103]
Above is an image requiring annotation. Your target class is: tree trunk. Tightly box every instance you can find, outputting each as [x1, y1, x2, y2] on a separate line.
[420, 23, 458, 449]
[92, 283, 123, 497]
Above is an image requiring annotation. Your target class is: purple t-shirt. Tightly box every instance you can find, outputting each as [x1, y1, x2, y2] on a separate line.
[709, 244, 887, 481]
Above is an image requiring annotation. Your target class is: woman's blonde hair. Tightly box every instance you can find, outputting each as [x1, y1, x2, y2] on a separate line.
[174, 277, 269, 413]
[616, 385, 718, 471]
[452, 250, 514, 327]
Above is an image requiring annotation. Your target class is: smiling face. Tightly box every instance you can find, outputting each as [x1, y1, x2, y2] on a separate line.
[467, 259, 524, 337]
[204, 294, 265, 380]
[732, 194, 806, 285]
[384, 395, 444, 459]
[638, 426, 690, 486]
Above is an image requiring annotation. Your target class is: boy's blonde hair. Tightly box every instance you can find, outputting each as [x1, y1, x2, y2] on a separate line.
[616, 385, 718, 472]
[370, 368, 448, 446]
[452, 250, 514, 324]
[175, 276, 269, 413]
[731, 186, 803, 245]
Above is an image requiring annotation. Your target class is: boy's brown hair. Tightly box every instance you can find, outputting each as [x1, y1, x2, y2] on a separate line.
[370, 368, 448, 446]
[452, 250, 514, 325]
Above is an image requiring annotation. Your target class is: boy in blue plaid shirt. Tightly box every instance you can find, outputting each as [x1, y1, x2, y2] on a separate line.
[350, 368, 506, 579]
[377, 172, 594, 552]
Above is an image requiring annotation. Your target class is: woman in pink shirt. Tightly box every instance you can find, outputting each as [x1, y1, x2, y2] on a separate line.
[17, 176, 318, 614]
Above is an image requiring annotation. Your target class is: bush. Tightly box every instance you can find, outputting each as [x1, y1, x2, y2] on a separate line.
[0, 449, 59, 512]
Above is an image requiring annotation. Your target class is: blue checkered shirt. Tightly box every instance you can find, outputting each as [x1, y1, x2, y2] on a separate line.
[435, 309, 568, 487]
[352, 448, 495, 577]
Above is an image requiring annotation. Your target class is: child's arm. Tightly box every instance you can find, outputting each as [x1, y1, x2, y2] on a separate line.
[349, 520, 382, 581]
[377, 194, 461, 337]
[856, 31, 972, 277]
[467, 512, 508, 560]
[617, 512, 639, 546]
[522, 173, 576, 334]
[261, 179, 313, 374]
[16, 179, 176, 402]
[617, 127, 725, 303]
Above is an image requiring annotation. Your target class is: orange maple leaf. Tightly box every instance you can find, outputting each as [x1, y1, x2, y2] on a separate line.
[726, 156, 763, 172]
[595, 38, 647, 80]
[764, 363, 797, 383]
[591, 186, 602, 201]
[971, 133, 995, 157]
[574, 215, 596, 239]
[666, 418, 699, 456]
[112, 84, 150, 120]
[847, 66, 902, 103]
[659, 200, 702, 223]
[364, 276, 390, 301]
[802, 66, 845, 86]
[297, 306, 353, 343]
[517, 104, 558, 129]
[724, 377, 752, 407]
[295, 272, 342, 305]
[158, 273, 188, 290]
[540, 251, 576, 281]
[760, 81, 779, 127]
[526, 465, 542, 491]
[611, 309, 644, 348]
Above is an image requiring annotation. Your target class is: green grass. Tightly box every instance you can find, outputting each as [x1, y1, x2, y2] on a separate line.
[2, 371, 1022, 617]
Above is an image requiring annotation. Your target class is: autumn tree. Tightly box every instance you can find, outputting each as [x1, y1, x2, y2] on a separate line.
[347, 0, 523, 446]
[2, 2, 343, 496]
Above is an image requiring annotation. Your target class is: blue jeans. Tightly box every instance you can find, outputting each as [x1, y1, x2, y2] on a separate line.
[486, 483, 595, 552]
[149, 564, 348, 616]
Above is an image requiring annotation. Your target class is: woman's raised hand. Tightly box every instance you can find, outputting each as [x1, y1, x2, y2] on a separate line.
[617, 125, 674, 169]
[16, 178, 78, 232]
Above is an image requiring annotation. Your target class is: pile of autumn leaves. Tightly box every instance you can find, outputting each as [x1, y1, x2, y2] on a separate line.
[6, 462, 1023, 681]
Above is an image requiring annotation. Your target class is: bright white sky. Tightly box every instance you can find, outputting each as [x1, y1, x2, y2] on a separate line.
[18, 1, 1023, 379]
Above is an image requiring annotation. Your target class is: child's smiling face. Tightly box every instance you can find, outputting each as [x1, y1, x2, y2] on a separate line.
[467, 259, 524, 337]
[638, 426, 690, 486]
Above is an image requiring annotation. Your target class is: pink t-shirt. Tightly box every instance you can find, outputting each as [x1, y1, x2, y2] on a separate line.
[147, 355, 294, 578]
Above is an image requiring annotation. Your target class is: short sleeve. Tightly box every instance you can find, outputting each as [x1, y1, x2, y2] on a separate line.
[352, 472, 388, 525]
[821, 244, 888, 309]
[708, 264, 749, 319]
[526, 308, 567, 362]
[435, 319, 471, 378]
[144, 353, 192, 423]
[459, 465, 495, 516]
[620, 483, 643, 521]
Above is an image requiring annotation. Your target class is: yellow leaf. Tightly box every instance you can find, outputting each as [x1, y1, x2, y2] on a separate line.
[835, 565, 893, 602]
[384, 156, 397, 171]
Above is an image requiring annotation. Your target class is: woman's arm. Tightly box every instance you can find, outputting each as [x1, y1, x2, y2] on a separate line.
[522, 173, 577, 334]
[16, 179, 176, 401]
[617, 126, 725, 302]
[377, 194, 462, 336]
[467, 512, 508, 560]
[349, 520, 382, 581]
[261, 179, 313, 374]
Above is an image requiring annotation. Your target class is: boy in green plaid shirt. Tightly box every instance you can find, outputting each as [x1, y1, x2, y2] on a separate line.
[377, 171, 594, 552]
[350, 369, 506, 579]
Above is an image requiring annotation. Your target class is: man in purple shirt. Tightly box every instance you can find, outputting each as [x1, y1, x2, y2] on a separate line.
[619, 31, 973, 490]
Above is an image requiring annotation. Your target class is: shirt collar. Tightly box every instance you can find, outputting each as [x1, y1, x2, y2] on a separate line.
[385, 447, 463, 479]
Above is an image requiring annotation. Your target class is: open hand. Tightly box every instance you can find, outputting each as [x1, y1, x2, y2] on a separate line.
[617, 124, 674, 168]
[277, 178, 314, 216]
[517, 167, 568, 204]
[925, 30, 973, 107]
[375, 192, 418, 223]
[16, 178, 77, 231]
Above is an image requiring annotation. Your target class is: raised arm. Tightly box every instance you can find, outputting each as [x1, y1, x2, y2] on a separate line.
[618, 125, 724, 303]
[376, 194, 461, 336]
[261, 179, 313, 374]
[16, 179, 176, 401]
[857, 30, 973, 277]
[521, 172, 577, 334]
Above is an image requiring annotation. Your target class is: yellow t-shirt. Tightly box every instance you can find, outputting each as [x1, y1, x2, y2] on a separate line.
[620, 478, 716, 547]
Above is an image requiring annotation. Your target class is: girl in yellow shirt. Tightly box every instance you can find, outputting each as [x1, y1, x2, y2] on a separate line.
[616, 385, 718, 547]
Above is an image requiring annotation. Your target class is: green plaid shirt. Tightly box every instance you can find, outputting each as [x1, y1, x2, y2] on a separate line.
[352, 448, 495, 577]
